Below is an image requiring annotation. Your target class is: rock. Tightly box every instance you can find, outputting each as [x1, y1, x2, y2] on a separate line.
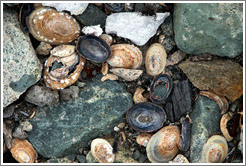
[82, 25, 103, 37]
[138, 154, 147, 163]
[238, 127, 243, 155]
[132, 150, 141, 160]
[46, 156, 74, 163]
[189, 95, 222, 163]
[42, 3, 88, 15]
[165, 50, 186, 67]
[3, 104, 15, 118]
[75, 4, 107, 27]
[59, 86, 79, 101]
[20, 121, 33, 132]
[24, 85, 59, 107]
[12, 126, 28, 139]
[86, 151, 97, 163]
[105, 12, 170, 46]
[3, 8, 43, 108]
[179, 59, 243, 102]
[76, 155, 86, 163]
[36, 42, 52, 56]
[28, 75, 132, 158]
[173, 4, 243, 58]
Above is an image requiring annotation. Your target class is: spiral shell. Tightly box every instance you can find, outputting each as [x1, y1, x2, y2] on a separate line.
[136, 133, 152, 147]
[133, 87, 147, 104]
[91, 138, 115, 163]
[27, 7, 80, 44]
[110, 68, 143, 81]
[201, 135, 228, 163]
[107, 44, 142, 69]
[146, 125, 181, 163]
[145, 43, 167, 76]
[10, 138, 37, 163]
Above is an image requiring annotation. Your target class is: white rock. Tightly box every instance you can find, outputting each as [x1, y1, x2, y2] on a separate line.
[82, 25, 103, 37]
[105, 12, 170, 46]
[42, 3, 88, 15]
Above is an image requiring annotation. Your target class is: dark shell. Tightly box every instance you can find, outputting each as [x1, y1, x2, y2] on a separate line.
[150, 74, 173, 104]
[105, 3, 123, 12]
[180, 116, 191, 151]
[76, 35, 111, 63]
[126, 102, 167, 132]
[19, 3, 35, 33]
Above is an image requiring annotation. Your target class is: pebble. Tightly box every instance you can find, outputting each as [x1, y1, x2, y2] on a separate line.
[42, 3, 88, 15]
[117, 122, 125, 129]
[82, 25, 103, 37]
[76, 155, 86, 163]
[114, 126, 120, 132]
[12, 126, 28, 139]
[36, 42, 52, 56]
[132, 150, 141, 160]
[166, 50, 186, 67]
[138, 153, 147, 163]
[3, 104, 15, 118]
[60, 86, 79, 101]
[20, 121, 33, 132]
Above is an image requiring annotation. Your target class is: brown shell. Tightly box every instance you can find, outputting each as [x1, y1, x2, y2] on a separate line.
[220, 113, 233, 142]
[101, 74, 119, 82]
[27, 7, 80, 45]
[200, 91, 229, 114]
[110, 68, 143, 81]
[10, 138, 37, 163]
[146, 125, 181, 163]
[99, 34, 113, 46]
[133, 87, 147, 104]
[101, 62, 109, 75]
[107, 44, 142, 69]
[136, 133, 152, 147]
[145, 43, 167, 76]
[201, 135, 228, 163]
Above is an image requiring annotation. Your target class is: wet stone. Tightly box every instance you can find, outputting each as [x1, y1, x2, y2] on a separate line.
[28, 75, 132, 158]
[179, 59, 243, 102]
[132, 150, 141, 160]
[3, 104, 15, 119]
[76, 155, 86, 163]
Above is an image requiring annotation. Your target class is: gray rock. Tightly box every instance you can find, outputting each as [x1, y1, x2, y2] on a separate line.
[60, 86, 79, 101]
[105, 12, 170, 46]
[238, 127, 243, 155]
[76, 155, 86, 163]
[42, 3, 88, 15]
[28, 75, 133, 158]
[25, 85, 59, 107]
[3, 104, 15, 118]
[173, 3, 243, 58]
[75, 4, 107, 27]
[3, 8, 43, 108]
[189, 95, 222, 163]
[86, 151, 98, 163]
[132, 150, 141, 160]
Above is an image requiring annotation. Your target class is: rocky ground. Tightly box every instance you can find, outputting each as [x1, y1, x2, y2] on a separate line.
[3, 3, 243, 163]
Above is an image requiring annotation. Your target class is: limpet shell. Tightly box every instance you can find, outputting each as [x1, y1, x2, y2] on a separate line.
[146, 125, 181, 163]
[110, 68, 143, 81]
[133, 87, 147, 104]
[27, 7, 80, 44]
[107, 44, 143, 69]
[220, 113, 233, 142]
[91, 138, 115, 163]
[10, 138, 37, 163]
[136, 133, 152, 147]
[201, 135, 228, 163]
[145, 43, 167, 76]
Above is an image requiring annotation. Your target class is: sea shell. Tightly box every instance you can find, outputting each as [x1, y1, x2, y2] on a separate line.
[99, 34, 113, 46]
[133, 87, 147, 104]
[101, 74, 119, 82]
[10, 138, 37, 163]
[101, 62, 109, 75]
[136, 133, 152, 147]
[110, 68, 143, 81]
[180, 115, 192, 151]
[170, 154, 189, 163]
[199, 91, 229, 114]
[76, 35, 111, 63]
[44, 45, 86, 90]
[201, 135, 228, 163]
[145, 43, 167, 76]
[146, 125, 181, 163]
[27, 7, 80, 44]
[150, 74, 173, 104]
[220, 113, 233, 142]
[91, 138, 115, 163]
[126, 102, 167, 132]
[19, 3, 35, 33]
[107, 44, 142, 69]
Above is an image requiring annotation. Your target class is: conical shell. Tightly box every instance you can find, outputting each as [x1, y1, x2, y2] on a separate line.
[10, 138, 37, 163]
[145, 43, 167, 76]
[107, 44, 142, 69]
[146, 125, 181, 163]
[110, 68, 143, 81]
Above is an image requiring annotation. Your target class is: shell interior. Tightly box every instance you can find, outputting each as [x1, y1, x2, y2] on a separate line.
[19, 3, 35, 33]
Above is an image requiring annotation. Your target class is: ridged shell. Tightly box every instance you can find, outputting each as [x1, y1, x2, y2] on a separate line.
[110, 68, 143, 81]
[10, 138, 37, 163]
[107, 44, 142, 69]
[136, 133, 152, 147]
[133, 87, 147, 104]
[201, 135, 228, 163]
[146, 125, 181, 163]
[27, 7, 80, 44]
[220, 113, 233, 142]
[50, 45, 75, 57]
[91, 138, 115, 163]
[145, 43, 167, 76]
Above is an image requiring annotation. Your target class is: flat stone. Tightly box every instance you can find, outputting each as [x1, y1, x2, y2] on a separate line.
[28, 75, 132, 158]
[189, 95, 222, 163]
[179, 59, 243, 102]
[3, 7, 43, 108]
[42, 3, 88, 15]
[173, 4, 243, 58]
[105, 12, 170, 46]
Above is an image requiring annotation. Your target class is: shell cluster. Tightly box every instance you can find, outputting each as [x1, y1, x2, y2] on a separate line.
[27, 7, 80, 44]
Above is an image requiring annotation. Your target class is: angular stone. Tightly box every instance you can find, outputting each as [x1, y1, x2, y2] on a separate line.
[3, 7, 43, 108]
[179, 59, 243, 102]
[189, 95, 222, 163]
[173, 3, 243, 58]
[28, 75, 132, 158]
[105, 12, 170, 46]
[42, 3, 88, 15]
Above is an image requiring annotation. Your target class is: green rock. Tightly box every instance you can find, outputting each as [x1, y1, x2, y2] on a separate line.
[28, 75, 133, 158]
[173, 3, 243, 58]
[3, 7, 43, 108]
[75, 4, 107, 27]
[189, 95, 222, 163]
